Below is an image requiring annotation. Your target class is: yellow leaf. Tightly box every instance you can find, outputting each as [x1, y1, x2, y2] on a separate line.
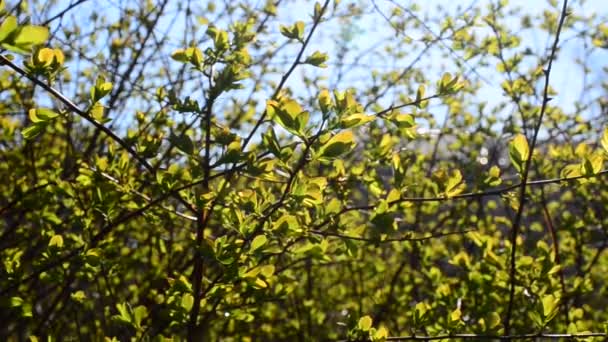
[35, 47, 55, 66]
[445, 169, 465, 197]
[358, 315, 373, 331]
[450, 308, 462, 322]
[318, 130, 355, 159]
[601, 127, 608, 154]
[340, 113, 374, 128]
[250, 235, 267, 252]
[13, 25, 49, 47]
[49, 234, 64, 248]
[509, 134, 529, 173]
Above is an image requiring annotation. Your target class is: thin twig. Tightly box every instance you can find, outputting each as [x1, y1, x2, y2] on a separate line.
[338, 332, 606, 341]
[504, 0, 569, 334]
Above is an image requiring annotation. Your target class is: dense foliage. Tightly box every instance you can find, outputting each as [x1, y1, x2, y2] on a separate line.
[1, 0, 608, 340]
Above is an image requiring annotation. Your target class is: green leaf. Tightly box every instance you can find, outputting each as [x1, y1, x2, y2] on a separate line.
[4, 25, 49, 53]
[388, 113, 415, 128]
[91, 76, 113, 102]
[48, 234, 64, 248]
[415, 84, 426, 108]
[115, 303, 132, 323]
[386, 188, 401, 203]
[250, 235, 268, 253]
[318, 89, 333, 114]
[29, 108, 59, 123]
[509, 134, 529, 174]
[317, 131, 356, 160]
[372, 326, 388, 341]
[415, 302, 430, 320]
[21, 124, 45, 140]
[217, 140, 243, 164]
[0, 16, 17, 43]
[541, 293, 559, 323]
[304, 51, 328, 67]
[484, 165, 502, 186]
[169, 132, 194, 155]
[280, 21, 305, 41]
[358, 315, 373, 331]
[132, 305, 147, 328]
[260, 265, 275, 278]
[70, 291, 86, 303]
[11, 297, 23, 307]
[560, 163, 581, 179]
[340, 113, 374, 128]
[488, 312, 501, 329]
[273, 215, 299, 232]
[581, 154, 603, 175]
[90, 102, 106, 122]
[170, 48, 189, 62]
[601, 127, 608, 154]
[450, 308, 462, 322]
[294, 21, 305, 41]
[181, 293, 194, 311]
[268, 99, 307, 136]
[445, 169, 465, 197]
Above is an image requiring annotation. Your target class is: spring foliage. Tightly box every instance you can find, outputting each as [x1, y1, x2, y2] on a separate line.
[1, 0, 608, 340]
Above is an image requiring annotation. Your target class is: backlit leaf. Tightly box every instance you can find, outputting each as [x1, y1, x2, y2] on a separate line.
[250, 235, 267, 253]
[509, 134, 529, 174]
[317, 130, 355, 159]
[601, 127, 608, 154]
[340, 113, 374, 128]
[358, 315, 373, 331]
[0, 16, 18, 43]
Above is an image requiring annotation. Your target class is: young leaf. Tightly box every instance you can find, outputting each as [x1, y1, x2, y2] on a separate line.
[317, 131, 355, 159]
[509, 134, 529, 174]
[170, 48, 189, 62]
[132, 305, 147, 328]
[181, 293, 194, 311]
[541, 293, 560, 323]
[445, 169, 465, 197]
[90, 102, 106, 122]
[318, 89, 332, 114]
[0, 16, 17, 43]
[358, 315, 373, 331]
[581, 154, 603, 176]
[250, 235, 268, 253]
[415, 84, 426, 108]
[304, 51, 328, 67]
[29, 108, 59, 122]
[6, 25, 49, 53]
[70, 291, 86, 303]
[91, 76, 113, 102]
[294, 21, 305, 41]
[488, 312, 501, 329]
[115, 303, 131, 323]
[21, 124, 44, 140]
[169, 132, 194, 155]
[450, 308, 462, 322]
[48, 234, 64, 248]
[601, 127, 608, 154]
[373, 326, 388, 341]
[388, 113, 415, 128]
[340, 113, 374, 128]
[484, 165, 502, 186]
[269, 99, 307, 136]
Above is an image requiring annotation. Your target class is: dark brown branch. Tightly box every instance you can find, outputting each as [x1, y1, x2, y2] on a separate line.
[338, 332, 606, 341]
[504, 0, 569, 334]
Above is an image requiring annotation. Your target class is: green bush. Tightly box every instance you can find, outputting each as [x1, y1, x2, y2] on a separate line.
[1, 0, 608, 340]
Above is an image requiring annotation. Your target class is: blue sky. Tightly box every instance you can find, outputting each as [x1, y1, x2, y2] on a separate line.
[36, 0, 608, 136]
